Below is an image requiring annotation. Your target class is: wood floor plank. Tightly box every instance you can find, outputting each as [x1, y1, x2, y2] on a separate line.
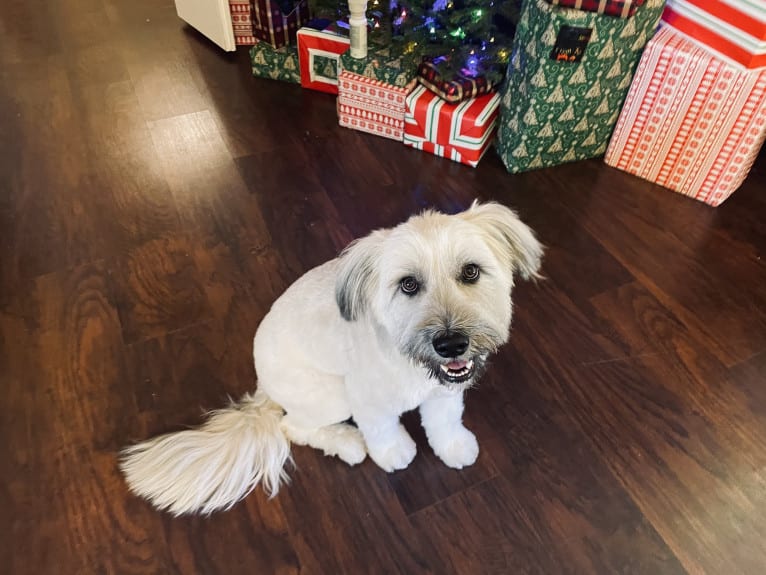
[410, 401, 687, 575]
[1, 261, 183, 574]
[278, 446, 451, 575]
[544, 160, 766, 366]
[109, 234, 211, 344]
[726, 351, 766, 420]
[0, 55, 109, 286]
[121, 29, 211, 122]
[0, 0, 62, 65]
[157, 494, 299, 575]
[235, 149, 355, 272]
[571, 357, 766, 575]
[186, 47, 311, 159]
[412, 475, 686, 575]
[147, 110, 277, 245]
[74, 77, 182, 250]
[510, 280, 766, 574]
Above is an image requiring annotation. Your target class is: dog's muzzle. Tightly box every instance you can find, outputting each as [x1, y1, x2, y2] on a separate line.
[432, 331, 476, 384]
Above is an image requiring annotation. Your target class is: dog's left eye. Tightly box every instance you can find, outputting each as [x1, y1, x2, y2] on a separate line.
[461, 264, 480, 283]
[400, 276, 420, 295]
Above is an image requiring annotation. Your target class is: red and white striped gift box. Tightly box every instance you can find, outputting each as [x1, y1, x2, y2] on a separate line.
[605, 25, 766, 206]
[403, 85, 500, 168]
[338, 71, 416, 141]
[229, 0, 257, 46]
[663, 0, 766, 68]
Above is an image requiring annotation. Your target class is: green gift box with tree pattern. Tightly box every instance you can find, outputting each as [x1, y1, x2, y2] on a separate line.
[495, 0, 665, 173]
[250, 42, 302, 84]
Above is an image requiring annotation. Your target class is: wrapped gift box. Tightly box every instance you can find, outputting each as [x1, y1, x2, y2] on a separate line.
[252, 0, 311, 48]
[495, 0, 665, 174]
[297, 27, 350, 94]
[662, 0, 766, 68]
[545, 0, 647, 19]
[230, 0, 258, 45]
[337, 48, 418, 141]
[403, 85, 500, 167]
[417, 56, 496, 103]
[605, 25, 766, 206]
[250, 42, 301, 83]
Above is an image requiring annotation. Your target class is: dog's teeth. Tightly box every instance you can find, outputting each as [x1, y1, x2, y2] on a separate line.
[438, 359, 476, 381]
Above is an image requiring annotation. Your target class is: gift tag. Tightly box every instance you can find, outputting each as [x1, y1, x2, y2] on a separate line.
[550, 26, 593, 62]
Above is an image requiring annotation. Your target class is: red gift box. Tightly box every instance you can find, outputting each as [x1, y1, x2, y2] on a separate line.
[662, 0, 766, 68]
[297, 28, 350, 94]
[545, 0, 646, 18]
[403, 85, 500, 168]
[252, 0, 311, 48]
[605, 25, 766, 206]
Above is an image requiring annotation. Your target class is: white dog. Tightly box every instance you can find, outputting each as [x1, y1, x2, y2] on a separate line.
[120, 201, 543, 515]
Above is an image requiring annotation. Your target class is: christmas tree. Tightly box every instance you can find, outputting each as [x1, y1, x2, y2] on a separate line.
[391, 0, 519, 84]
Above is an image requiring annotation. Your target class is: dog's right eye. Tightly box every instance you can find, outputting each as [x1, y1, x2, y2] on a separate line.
[400, 276, 419, 295]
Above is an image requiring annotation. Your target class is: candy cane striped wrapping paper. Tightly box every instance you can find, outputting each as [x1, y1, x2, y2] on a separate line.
[662, 0, 766, 68]
[605, 25, 766, 206]
[403, 85, 500, 168]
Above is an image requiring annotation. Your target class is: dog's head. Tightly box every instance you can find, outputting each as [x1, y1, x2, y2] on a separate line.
[335, 201, 543, 389]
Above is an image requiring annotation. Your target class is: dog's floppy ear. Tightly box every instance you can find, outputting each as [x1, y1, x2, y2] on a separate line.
[335, 229, 388, 321]
[462, 201, 544, 280]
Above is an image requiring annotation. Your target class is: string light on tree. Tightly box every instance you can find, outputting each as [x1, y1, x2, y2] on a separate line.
[464, 50, 479, 77]
[392, 0, 515, 87]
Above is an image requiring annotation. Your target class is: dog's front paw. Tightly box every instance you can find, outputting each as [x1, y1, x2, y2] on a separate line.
[431, 426, 479, 469]
[367, 425, 417, 472]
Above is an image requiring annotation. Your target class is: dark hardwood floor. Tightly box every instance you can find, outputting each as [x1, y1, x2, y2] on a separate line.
[2, 1, 765, 573]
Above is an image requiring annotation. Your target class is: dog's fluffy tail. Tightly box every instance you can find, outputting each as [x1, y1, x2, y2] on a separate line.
[119, 390, 291, 516]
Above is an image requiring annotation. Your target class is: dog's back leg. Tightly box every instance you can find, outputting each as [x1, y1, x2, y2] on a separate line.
[257, 366, 366, 465]
[281, 414, 366, 466]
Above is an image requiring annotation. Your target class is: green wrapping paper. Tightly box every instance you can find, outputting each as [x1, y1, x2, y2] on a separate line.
[250, 42, 301, 84]
[339, 47, 418, 88]
[495, 0, 665, 173]
[313, 54, 339, 82]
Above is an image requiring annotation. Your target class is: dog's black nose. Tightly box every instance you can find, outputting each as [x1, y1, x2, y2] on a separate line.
[433, 332, 469, 358]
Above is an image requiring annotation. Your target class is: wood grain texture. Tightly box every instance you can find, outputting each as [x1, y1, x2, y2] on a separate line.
[2, 0, 765, 573]
[110, 234, 211, 344]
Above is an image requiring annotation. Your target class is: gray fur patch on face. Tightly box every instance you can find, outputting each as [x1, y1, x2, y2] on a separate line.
[335, 229, 389, 321]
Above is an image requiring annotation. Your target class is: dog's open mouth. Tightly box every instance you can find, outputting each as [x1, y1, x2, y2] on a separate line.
[438, 359, 476, 384]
